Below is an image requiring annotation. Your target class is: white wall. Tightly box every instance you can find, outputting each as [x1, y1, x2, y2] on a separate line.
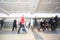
[0, 13, 60, 18]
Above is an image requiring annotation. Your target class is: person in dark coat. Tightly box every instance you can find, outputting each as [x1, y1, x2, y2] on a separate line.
[0, 19, 4, 30]
[34, 17, 38, 26]
[42, 20, 49, 31]
[54, 15, 59, 28]
[12, 19, 17, 31]
[38, 18, 45, 31]
[49, 17, 56, 31]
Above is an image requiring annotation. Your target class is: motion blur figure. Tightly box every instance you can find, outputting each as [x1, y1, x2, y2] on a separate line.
[12, 19, 17, 31]
[49, 17, 56, 31]
[38, 18, 45, 31]
[29, 18, 34, 31]
[34, 17, 38, 26]
[0, 18, 4, 30]
[42, 20, 49, 31]
[54, 15, 59, 29]
[17, 16, 27, 34]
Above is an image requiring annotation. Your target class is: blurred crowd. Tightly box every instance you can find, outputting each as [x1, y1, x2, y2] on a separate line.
[0, 15, 59, 34]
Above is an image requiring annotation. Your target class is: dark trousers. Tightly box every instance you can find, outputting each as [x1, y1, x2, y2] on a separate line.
[0, 24, 3, 30]
[12, 26, 17, 31]
[38, 25, 45, 31]
[51, 24, 56, 31]
[18, 25, 26, 33]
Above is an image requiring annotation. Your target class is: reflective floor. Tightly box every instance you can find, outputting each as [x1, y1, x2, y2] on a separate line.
[0, 28, 60, 40]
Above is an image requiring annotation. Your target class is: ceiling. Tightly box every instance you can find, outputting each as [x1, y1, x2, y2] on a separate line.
[36, 0, 60, 13]
[0, 0, 60, 14]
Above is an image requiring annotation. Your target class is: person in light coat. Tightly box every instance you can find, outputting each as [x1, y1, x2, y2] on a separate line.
[29, 18, 34, 30]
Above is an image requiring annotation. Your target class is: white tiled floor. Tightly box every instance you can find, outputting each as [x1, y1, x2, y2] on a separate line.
[0, 28, 60, 40]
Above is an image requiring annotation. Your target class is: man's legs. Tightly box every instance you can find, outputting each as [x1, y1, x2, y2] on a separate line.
[1, 24, 3, 30]
[15, 26, 17, 30]
[12, 26, 14, 31]
[18, 26, 22, 33]
[22, 26, 27, 32]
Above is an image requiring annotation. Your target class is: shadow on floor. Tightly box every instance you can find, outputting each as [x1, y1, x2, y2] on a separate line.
[43, 29, 60, 34]
[32, 30, 43, 40]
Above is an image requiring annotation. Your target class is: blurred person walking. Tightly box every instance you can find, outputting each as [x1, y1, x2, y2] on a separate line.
[0, 18, 4, 30]
[17, 16, 27, 34]
[54, 15, 59, 29]
[12, 19, 17, 31]
[38, 18, 45, 31]
[29, 18, 34, 31]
